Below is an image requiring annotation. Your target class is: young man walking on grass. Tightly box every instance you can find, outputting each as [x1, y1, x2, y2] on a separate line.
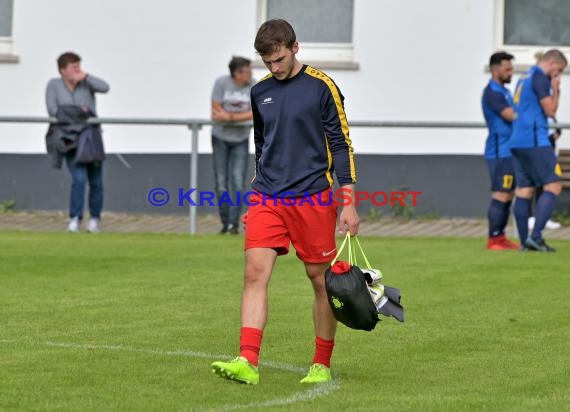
[211, 19, 359, 385]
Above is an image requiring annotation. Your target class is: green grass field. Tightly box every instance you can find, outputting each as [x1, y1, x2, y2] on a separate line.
[1, 232, 569, 412]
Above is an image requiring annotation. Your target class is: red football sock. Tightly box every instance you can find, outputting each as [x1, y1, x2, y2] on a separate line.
[239, 327, 263, 367]
[312, 336, 335, 368]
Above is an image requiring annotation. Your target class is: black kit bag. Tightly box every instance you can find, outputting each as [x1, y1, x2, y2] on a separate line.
[325, 233, 404, 331]
[74, 126, 106, 164]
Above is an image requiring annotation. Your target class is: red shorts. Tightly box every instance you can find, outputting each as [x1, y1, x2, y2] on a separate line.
[244, 189, 338, 263]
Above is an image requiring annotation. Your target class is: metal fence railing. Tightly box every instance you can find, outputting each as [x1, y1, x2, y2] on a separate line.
[1, 116, 568, 234]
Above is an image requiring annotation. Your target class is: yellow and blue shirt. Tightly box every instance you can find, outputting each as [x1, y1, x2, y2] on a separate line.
[250, 65, 356, 197]
[482, 79, 514, 159]
[511, 65, 552, 149]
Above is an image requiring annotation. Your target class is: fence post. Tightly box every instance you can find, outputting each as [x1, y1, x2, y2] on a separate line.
[189, 122, 201, 234]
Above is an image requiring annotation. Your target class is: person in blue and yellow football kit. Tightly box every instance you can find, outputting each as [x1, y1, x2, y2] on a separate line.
[511, 49, 567, 252]
[482, 51, 519, 250]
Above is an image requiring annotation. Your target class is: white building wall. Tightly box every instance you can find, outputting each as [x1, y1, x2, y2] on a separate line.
[0, 0, 568, 154]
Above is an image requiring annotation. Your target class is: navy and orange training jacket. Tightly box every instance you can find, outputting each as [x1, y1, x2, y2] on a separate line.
[250, 65, 357, 197]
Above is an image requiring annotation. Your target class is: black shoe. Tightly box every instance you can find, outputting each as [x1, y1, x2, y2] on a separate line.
[525, 238, 556, 252]
[229, 226, 239, 235]
[219, 225, 229, 234]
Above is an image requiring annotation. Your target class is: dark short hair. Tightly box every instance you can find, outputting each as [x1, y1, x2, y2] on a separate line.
[57, 52, 81, 70]
[489, 51, 514, 69]
[229, 56, 251, 77]
[542, 49, 568, 66]
[254, 19, 296, 56]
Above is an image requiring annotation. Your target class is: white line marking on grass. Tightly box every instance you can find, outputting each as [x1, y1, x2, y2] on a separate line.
[205, 381, 340, 412]
[43, 342, 304, 373]
[44, 341, 231, 361]
[1, 340, 340, 411]
[43, 341, 307, 373]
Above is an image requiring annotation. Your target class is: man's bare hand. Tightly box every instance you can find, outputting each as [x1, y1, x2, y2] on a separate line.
[212, 106, 231, 122]
[339, 205, 360, 236]
[72, 70, 88, 83]
[552, 73, 561, 91]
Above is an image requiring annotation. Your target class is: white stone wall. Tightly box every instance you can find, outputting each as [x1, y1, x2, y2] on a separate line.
[0, 0, 568, 154]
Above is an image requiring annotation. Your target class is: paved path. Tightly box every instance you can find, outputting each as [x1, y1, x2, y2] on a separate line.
[1, 210, 570, 239]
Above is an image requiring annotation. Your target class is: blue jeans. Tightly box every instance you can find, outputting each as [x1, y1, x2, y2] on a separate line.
[65, 152, 104, 220]
[212, 136, 249, 227]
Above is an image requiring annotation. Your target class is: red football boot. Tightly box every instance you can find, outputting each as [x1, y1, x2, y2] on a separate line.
[486, 234, 518, 250]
